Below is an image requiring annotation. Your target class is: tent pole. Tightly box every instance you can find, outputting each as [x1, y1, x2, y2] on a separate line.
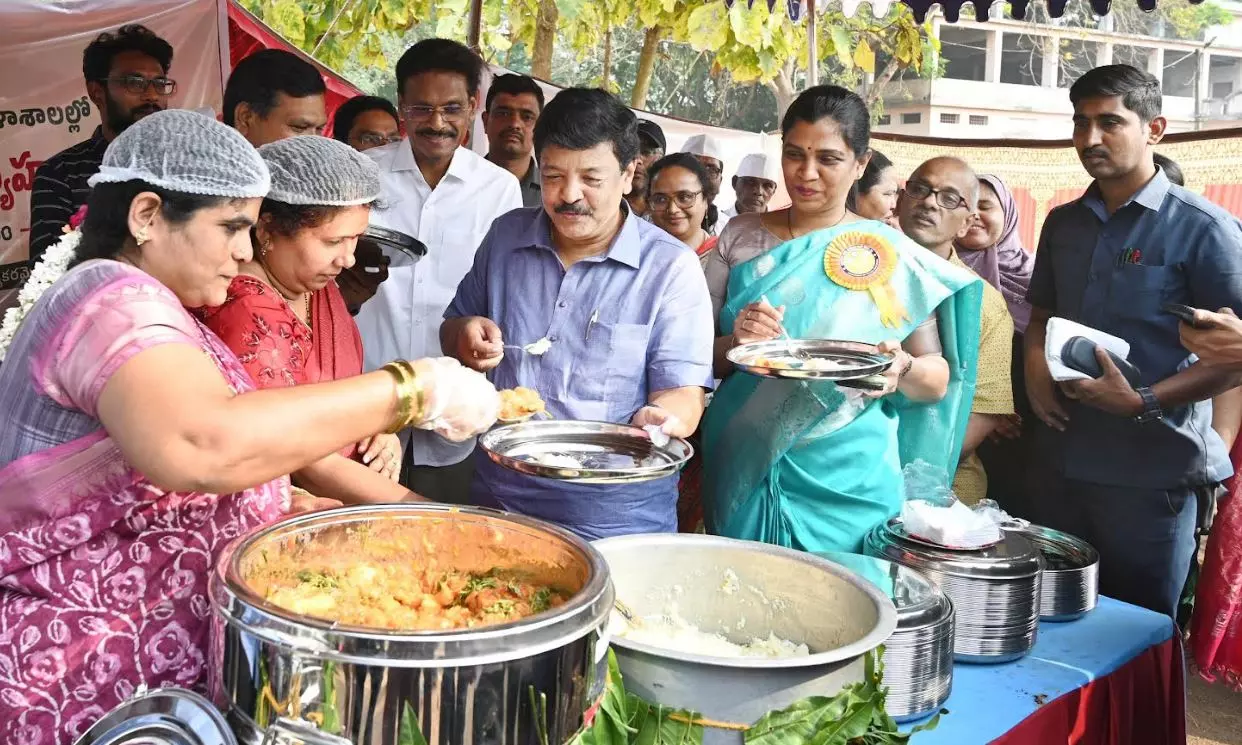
[806, 0, 818, 88]
[467, 0, 484, 52]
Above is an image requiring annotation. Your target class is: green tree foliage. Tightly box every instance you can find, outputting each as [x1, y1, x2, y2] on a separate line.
[242, 0, 934, 130]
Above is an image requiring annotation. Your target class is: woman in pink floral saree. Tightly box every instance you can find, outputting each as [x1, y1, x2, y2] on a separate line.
[0, 111, 500, 745]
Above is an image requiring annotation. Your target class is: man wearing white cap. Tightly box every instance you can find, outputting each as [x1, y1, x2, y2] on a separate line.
[680, 133, 726, 201]
[720, 152, 781, 232]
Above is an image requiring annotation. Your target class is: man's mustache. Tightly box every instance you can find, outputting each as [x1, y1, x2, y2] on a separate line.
[555, 203, 591, 216]
[502, 128, 524, 139]
[1081, 147, 1110, 160]
[416, 127, 457, 140]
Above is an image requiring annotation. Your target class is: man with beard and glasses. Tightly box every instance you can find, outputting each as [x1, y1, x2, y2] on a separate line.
[441, 88, 714, 540]
[483, 74, 544, 208]
[1024, 64, 1242, 618]
[718, 152, 780, 232]
[29, 24, 173, 261]
[224, 49, 328, 147]
[625, 119, 666, 218]
[359, 38, 521, 503]
[897, 157, 1014, 506]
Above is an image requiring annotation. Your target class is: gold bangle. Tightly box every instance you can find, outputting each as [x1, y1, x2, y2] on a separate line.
[382, 362, 413, 434]
[392, 360, 427, 427]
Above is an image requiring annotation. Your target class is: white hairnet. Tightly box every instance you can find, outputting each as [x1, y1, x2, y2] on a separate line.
[258, 136, 382, 207]
[89, 109, 270, 198]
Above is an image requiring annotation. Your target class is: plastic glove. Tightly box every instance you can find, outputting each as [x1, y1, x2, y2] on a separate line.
[411, 357, 500, 441]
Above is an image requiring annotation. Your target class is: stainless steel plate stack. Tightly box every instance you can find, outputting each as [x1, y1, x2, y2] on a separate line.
[864, 519, 1043, 664]
[1004, 523, 1099, 622]
[819, 552, 954, 722]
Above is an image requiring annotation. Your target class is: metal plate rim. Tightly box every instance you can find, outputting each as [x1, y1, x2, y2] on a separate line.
[479, 419, 694, 483]
[726, 339, 896, 381]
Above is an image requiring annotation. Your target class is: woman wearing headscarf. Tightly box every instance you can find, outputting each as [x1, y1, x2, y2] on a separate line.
[0, 111, 497, 744]
[954, 174, 1036, 514]
[198, 136, 416, 503]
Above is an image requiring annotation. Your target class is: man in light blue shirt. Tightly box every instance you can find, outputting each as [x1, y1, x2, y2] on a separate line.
[441, 88, 715, 540]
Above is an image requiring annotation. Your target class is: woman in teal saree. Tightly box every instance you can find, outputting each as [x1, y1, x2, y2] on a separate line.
[702, 86, 984, 553]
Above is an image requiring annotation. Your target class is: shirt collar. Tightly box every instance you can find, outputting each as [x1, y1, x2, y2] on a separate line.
[1083, 167, 1170, 218]
[520, 201, 643, 269]
[524, 158, 541, 191]
[90, 126, 108, 152]
[392, 140, 472, 185]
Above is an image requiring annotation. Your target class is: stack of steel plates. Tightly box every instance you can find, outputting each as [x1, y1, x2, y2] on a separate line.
[1004, 523, 1099, 621]
[819, 552, 954, 722]
[864, 518, 1043, 664]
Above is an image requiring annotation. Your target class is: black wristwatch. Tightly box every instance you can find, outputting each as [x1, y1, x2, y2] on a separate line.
[1133, 386, 1164, 424]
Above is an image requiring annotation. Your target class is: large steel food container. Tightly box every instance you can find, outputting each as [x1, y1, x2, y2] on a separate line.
[209, 504, 613, 745]
[593, 534, 897, 745]
[864, 520, 1042, 664]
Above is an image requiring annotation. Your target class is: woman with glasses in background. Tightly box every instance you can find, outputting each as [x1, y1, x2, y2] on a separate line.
[700, 86, 983, 553]
[647, 153, 718, 263]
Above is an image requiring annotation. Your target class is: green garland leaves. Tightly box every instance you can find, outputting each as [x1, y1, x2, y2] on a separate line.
[572, 648, 943, 745]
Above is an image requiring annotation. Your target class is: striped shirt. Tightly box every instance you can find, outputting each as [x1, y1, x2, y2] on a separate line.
[28, 127, 107, 262]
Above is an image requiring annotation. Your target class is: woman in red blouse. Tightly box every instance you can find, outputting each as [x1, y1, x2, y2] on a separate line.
[199, 135, 418, 504]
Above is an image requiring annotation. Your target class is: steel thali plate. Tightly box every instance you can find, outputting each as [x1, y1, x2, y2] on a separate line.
[727, 339, 895, 381]
[479, 420, 693, 484]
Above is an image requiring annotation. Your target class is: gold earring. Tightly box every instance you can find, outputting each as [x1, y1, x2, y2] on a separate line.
[134, 227, 149, 246]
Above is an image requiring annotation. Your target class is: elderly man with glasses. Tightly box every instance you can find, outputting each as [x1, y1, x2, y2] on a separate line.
[358, 38, 522, 504]
[897, 156, 1016, 507]
[29, 24, 175, 261]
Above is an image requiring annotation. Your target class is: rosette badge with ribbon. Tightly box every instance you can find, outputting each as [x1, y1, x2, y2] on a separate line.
[823, 230, 909, 328]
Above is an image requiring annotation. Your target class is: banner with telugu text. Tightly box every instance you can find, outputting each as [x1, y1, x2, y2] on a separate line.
[0, 0, 226, 311]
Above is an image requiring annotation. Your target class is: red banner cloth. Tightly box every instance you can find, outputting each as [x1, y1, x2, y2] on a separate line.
[991, 637, 1186, 745]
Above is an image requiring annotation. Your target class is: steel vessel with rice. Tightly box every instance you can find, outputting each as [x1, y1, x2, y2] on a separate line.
[593, 533, 897, 745]
[209, 504, 613, 745]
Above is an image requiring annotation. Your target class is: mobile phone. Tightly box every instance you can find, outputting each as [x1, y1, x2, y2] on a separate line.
[1162, 303, 1202, 327]
[1061, 336, 1143, 387]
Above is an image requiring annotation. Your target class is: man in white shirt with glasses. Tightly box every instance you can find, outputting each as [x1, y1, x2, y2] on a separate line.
[359, 38, 522, 502]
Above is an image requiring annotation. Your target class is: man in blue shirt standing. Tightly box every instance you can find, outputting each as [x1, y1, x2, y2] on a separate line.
[1024, 65, 1242, 618]
[441, 88, 715, 540]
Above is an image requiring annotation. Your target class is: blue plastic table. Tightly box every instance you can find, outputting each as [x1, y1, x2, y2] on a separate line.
[905, 596, 1178, 744]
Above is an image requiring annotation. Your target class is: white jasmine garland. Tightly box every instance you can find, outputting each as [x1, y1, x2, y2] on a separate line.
[0, 229, 81, 362]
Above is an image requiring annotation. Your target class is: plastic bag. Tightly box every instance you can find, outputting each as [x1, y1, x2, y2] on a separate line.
[902, 459, 956, 508]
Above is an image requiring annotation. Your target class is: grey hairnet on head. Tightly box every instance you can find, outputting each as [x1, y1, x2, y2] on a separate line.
[89, 109, 270, 198]
[258, 135, 382, 206]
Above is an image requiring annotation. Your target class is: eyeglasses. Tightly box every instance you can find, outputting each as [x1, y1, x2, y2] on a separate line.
[700, 163, 723, 178]
[101, 74, 177, 96]
[400, 104, 468, 122]
[903, 181, 969, 211]
[356, 132, 402, 148]
[649, 190, 703, 211]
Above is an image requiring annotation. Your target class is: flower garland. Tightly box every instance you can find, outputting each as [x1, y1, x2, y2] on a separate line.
[0, 227, 81, 362]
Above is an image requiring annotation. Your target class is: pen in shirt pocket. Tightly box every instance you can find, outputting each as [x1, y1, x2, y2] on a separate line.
[585, 308, 600, 340]
[1117, 248, 1144, 267]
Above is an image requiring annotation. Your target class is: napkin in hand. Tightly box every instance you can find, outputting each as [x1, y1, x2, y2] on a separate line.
[1044, 317, 1131, 382]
